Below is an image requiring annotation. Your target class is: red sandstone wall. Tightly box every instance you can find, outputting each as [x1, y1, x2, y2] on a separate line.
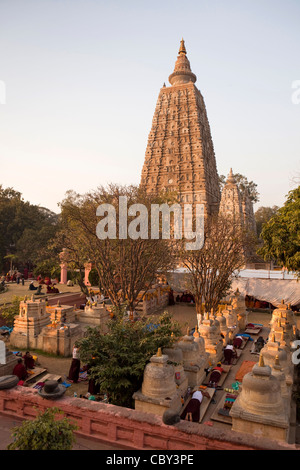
[0, 387, 295, 451]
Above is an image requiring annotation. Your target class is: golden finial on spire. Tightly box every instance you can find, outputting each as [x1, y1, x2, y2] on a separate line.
[156, 347, 162, 357]
[270, 332, 275, 342]
[258, 354, 265, 367]
[178, 38, 187, 55]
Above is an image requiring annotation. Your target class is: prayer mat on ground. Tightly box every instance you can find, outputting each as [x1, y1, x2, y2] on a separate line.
[211, 391, 239, 425]
[203, 365, 231, 388]
[235, 360, 257, 382]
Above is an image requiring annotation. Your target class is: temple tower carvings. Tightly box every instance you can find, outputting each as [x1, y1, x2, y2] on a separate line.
[140, 39, 220, 217]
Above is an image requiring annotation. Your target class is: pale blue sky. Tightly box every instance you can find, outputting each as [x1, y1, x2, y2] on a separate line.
[0, 0, 299, 213]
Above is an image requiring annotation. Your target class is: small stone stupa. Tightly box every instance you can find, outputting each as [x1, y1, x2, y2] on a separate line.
[231, 288, 247, 330]
[272, 355, 290, 400]
[230, 355, 290, 442]
[177, 328, 209, 386]
[198, 313, 223, 365]
[261, 332, 293, 386]
[46, 301, 76, 324]
[270, 301, 297, 350]
[216, 308, 229, 345]
[10, 296, 50, 350]
[77, 301, 108, 328]
[10, 296, 83, 356]
[133, 348, 181, 417]
[270, 300, 297, 335]
[222, 306, 238, 333]
[162, 343, 188, 395]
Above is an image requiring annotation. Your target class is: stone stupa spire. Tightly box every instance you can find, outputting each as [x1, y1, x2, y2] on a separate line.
[168, 38, 197, 86]
[178, 37, 187, 55]
[226, 168, 236, 184]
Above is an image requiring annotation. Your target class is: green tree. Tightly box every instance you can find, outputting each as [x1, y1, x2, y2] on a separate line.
[0, 296, 23, 327]
[258, 186, 300, 276]
[78, 309, 182, 408]
[255, 205, 279, 238]
[0, 185, 60, 272]
[7, 407, 78, 450]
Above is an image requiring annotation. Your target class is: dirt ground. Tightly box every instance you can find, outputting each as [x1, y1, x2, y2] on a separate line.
[0, 280, 81, 306]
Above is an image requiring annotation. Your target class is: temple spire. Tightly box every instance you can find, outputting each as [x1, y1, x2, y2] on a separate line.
[178, 38, 187, 55]
[168, 39, 197, 86]
[226, 168, 236, 184]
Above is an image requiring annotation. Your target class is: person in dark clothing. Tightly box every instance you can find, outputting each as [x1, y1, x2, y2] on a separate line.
[13, 358, 28, 380]
[23, 351, 35, 369]
[254, 336, 266, 353]
[180, 390, 211, 422]
[67, 344, 81, 383]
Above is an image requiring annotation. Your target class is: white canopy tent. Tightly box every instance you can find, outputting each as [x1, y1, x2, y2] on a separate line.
[229, 278, 300, 307]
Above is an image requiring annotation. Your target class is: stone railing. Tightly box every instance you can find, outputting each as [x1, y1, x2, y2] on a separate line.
[0, 387, 296, 451]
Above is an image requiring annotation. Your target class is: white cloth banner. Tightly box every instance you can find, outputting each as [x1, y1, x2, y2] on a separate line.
[230, 278, 300, 307]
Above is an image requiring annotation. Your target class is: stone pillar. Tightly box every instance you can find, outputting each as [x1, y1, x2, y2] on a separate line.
[59, 248, 69, 285]
[60, 263, 68, 285]
[84, 262, 92, 287]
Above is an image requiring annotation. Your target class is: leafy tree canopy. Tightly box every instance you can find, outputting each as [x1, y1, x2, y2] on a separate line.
[258, 186, 300, 276]
[0, 185, 60, 272]
[254, 205, 279, 237]
[78, 309, 183, 408]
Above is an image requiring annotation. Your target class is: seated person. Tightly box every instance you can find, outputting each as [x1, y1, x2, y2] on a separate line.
[208, 362, 225, 387]
[224, 341, 237, 365]
[13, 358, 29, 381]
[29, 281, 38, 291]
[181, 293, 188, 302]
[180, 389, 211, 422]
[46, 285, 59, 294]
[23, 351, 35, 370]
[35, 285, 43, 295]
[254, 336, 265, 353]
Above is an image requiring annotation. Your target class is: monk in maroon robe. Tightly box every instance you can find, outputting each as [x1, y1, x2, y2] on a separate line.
[23, 351, 35, 369]
[13, 359, 28, 380]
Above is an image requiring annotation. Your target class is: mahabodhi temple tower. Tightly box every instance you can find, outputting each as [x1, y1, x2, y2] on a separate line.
[140, 39, 221, 216]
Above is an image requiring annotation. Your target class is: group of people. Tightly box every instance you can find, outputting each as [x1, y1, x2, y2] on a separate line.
[180, 334, 250, 422]
[29, 279, 59, 294]
[176, 292, 195, 304]
[1, 272, 25, 285]
[12, 351, 36, 383]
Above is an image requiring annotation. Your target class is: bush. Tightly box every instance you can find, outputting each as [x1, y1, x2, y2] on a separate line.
[7, 407, 78, 450]
[0, 296, 23, 327]
[88, 268, 99, 287]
